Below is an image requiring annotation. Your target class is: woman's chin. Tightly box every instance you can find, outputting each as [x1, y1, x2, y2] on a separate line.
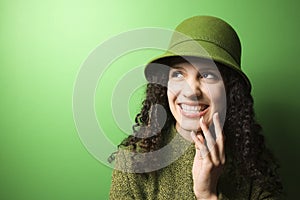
[177, 123, 200, 132]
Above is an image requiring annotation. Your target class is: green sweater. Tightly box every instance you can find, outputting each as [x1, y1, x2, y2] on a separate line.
[110, 127, 278, 200]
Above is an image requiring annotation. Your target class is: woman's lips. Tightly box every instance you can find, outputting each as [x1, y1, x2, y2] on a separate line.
[179, 103, 209, 118]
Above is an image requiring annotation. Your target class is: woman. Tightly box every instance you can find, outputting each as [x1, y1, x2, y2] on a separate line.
[109, 16, 283, 199]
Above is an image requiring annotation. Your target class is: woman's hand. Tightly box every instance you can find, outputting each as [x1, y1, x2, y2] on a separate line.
[191, 113, 225, 200]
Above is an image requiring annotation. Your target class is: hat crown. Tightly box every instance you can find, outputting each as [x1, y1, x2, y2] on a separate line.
[170, 16, 242, 66]
[144, 15, 251, 91]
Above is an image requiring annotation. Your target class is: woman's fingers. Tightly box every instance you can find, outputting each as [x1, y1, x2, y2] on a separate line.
[200, 116, 215, 150]
[213, 113, 225, 164]
[197, 113, 225, 165]
[199, 116, 219, 164]
[191, 113, 225, 199]
[213, 113, 222, 139]
[191, 113, 225, 165]
[191, 131, 208, 159]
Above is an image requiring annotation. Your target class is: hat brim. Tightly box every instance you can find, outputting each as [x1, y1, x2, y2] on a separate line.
[145, 40, 251, 91]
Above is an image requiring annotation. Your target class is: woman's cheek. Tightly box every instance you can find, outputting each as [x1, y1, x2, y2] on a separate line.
[167, 81, 182, 96]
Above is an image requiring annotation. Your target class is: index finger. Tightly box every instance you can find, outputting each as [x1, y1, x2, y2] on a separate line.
[213, 112, 223, 140]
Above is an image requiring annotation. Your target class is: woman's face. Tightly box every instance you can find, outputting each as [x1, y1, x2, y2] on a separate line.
[167, 59, 226, 132]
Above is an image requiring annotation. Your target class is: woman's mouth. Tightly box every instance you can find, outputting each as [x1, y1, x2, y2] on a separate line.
[179, 103, 209, 118]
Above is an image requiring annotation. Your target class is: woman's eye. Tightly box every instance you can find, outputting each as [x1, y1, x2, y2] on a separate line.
[201, 72, 216, 79]
[171, 71, 184, 78]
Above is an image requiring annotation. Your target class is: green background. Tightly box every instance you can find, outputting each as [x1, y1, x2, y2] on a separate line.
[1, 0, 299, 199]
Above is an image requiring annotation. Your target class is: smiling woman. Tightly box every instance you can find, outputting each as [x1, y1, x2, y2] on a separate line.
[109, 16, 283, 199]
[167, 58, 226, 142]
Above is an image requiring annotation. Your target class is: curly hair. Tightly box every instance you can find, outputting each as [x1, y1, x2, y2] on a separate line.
[110, 58, 283, 195]
[218, 65, 283, 195]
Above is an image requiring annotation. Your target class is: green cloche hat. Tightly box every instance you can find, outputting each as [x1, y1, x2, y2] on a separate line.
[144, 15, 251, 91]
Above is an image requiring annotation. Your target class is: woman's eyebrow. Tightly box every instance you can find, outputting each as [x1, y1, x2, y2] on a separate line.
[196, 66, 219, 71]
[170, 65, 185, 70]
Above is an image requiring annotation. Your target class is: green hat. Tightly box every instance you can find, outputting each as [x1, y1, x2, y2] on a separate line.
[144, 15, 251, 91]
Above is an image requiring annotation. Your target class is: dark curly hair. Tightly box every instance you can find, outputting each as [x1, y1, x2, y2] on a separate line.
[110, 57, 283, 195]
[218, 65, 283, 195]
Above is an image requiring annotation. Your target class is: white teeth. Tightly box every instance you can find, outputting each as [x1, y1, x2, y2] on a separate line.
[181, 104, 202, 113]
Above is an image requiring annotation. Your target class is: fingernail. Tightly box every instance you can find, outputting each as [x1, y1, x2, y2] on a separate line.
[200, 116, 204, 124]
[191, 130, 195, 136]
[190, 131, 196, 141]
[214, 112, 218, 119]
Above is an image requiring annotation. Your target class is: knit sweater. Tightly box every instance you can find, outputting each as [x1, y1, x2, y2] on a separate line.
[109, 127, 279, 200]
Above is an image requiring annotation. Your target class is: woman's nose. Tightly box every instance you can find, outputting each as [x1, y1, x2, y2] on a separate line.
[183, 77, 202, 100]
